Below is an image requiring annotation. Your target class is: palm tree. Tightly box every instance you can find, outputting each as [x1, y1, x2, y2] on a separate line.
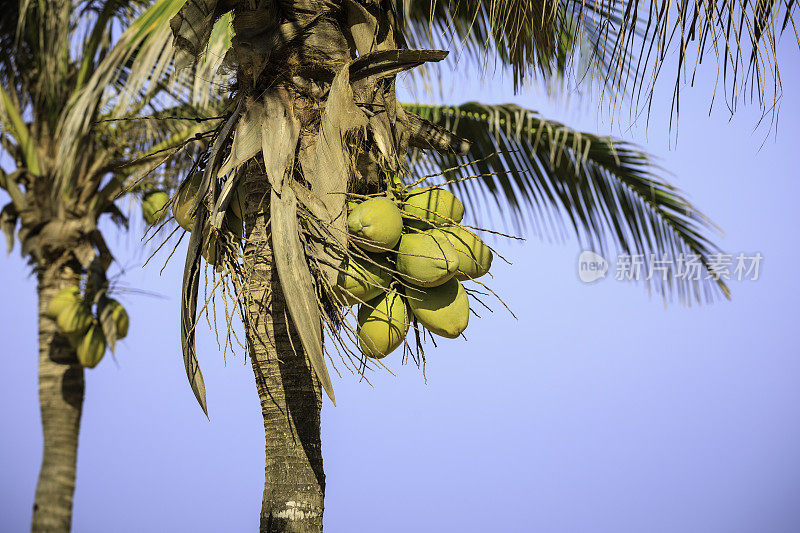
[0, 1, 224, 529]
[158, 0, 796, 530]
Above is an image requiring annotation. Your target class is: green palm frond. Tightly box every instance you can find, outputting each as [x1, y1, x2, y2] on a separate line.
[53, 0, 232, 192]
[404, 102, 729, 303]
[0, 0, 230, 237]
[399, 0, 797, 118]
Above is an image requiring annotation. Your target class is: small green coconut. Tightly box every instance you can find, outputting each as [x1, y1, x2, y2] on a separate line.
[46, 286, 80, 319]
[105, 299, 129, 339]
[142, 190, 170, 226]
[202, 213, 244, 265]
[357, 291, 409, 359]
[347, 197, 403, 252]
[403, 187, 464, 227]
[56, 301, 93, 334]
[77, 323, 107, 368]
[406, 278, 469, 339]
[395, 230, 459, 287]
[435, 227, 493, 280]
[173, 173, 202, 231]
[229, 181, 247, 220]
[335, 255, 393, 305]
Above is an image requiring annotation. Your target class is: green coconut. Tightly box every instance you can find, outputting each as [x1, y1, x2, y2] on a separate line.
[202, 213, 244, 265]
[56, 301, 93, 334]
[357, 291, 409, 358]
[347, 197, 403, 252]
[335, 255, 393, 305]
[173, 173, 202, 231]
[435, 227, 493, 280]
[105, 299, 129, 339]
[46, 286, 80, 319]
[142, 190, 170, 226]
[229, 181, 247, 220]
[403, 187, 464, 227]
[395, 230, 459, 287]
[77, 323, 107, 368]
[406, 278, 469, 339]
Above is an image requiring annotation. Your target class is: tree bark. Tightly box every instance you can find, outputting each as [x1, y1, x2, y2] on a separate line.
[243, 166, 325, 533]
[31, 265, 85, 533]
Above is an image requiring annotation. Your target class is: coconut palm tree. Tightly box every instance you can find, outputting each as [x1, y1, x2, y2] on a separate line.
[0, 1, 225, 529]
[155, 0, 796, 530]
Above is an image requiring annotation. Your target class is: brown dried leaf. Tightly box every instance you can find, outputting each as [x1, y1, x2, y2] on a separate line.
[271, 187, 336, 405]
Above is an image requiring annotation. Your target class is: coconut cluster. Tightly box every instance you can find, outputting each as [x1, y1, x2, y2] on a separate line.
[338, 183, 493, 359]
[46, 287, 129, 368]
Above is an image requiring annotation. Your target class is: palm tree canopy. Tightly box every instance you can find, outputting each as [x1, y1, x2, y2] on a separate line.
[0, 0, 225, 265]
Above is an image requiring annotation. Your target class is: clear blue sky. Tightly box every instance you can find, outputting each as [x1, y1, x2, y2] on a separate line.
[2, 44, 800, 532]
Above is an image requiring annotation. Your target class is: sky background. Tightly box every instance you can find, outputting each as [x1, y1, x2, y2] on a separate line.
[2, 38, 800, 532]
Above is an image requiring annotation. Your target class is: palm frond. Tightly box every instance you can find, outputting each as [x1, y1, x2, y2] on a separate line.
[54, 0, 231, 191]
[0, 84, 41, 175]
[399, 0, 797, 119]
[404, 101, 729, 303]
[398, 0, 607, 91]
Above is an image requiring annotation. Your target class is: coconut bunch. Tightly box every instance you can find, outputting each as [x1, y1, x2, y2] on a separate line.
[45, 286, 130, 368]
[336, 180, 494, 359]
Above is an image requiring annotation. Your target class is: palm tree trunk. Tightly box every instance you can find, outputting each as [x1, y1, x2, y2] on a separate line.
[31, 265, 85, 533]
[243, 166, 325, 532]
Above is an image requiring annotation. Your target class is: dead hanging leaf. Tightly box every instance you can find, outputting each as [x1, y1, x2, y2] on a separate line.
[88, 230, 114, 271]
[181, 205, 209, 417]
[345, 0, 391, 55]
[72, 242, 97, 268]
[271, 187, 336, 405]
[260, 94, 300, 194]
[210, 170, 240, 229]
[299, 62, 368, 286]
[218, 98, 266, 177]
[180, 101, 241, 417]
[224, 11, 322, 82]
[368, 92, 398, 167]
[17, 225, 38, 259]
[1, 203, 18, 254]
[349, 49, 448, 87]
[170, 0, 233, 72]
[97, 296, 118, 354]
